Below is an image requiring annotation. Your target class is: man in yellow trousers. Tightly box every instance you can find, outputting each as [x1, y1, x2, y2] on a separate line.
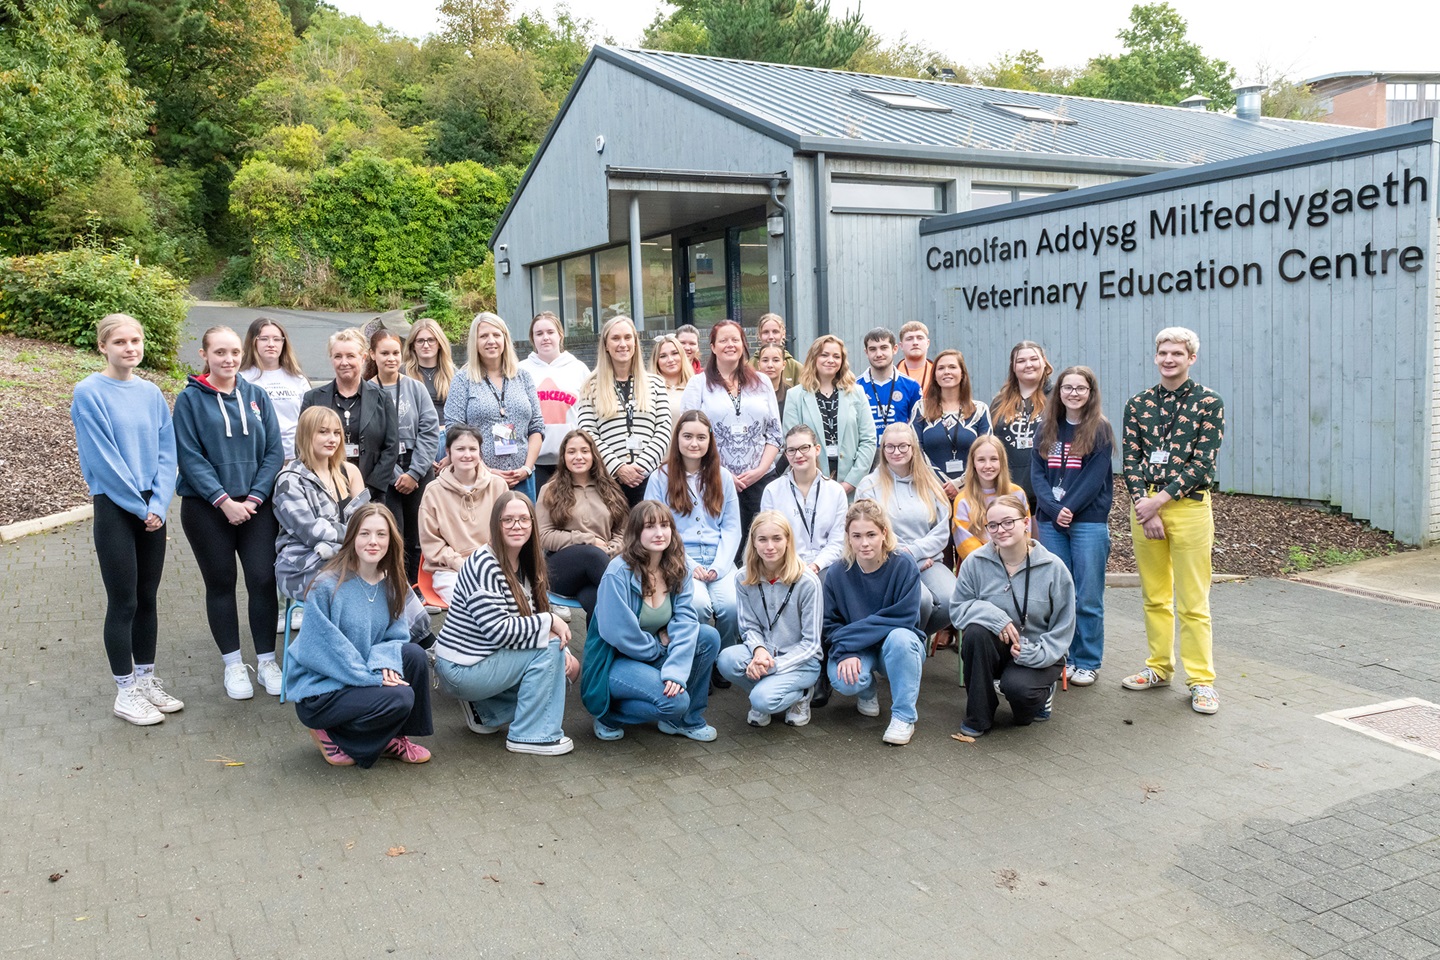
[1120, 327, 1225, 715]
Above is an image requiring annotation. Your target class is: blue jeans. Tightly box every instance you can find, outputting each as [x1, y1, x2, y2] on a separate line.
[434, 642, 567, 744]
[826, 628, 926, 723]
[688, 545, 740, 648]
[605, 625, 720, 731]
[1038, 520, 1110, 671]
[510, 474, 537, 503]
[715, 646, 821, 713]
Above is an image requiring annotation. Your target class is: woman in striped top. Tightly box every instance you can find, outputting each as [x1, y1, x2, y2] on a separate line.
[716, 512, 824, 729]
[577, 315, 672, 508]
[432, 492, 577, 756]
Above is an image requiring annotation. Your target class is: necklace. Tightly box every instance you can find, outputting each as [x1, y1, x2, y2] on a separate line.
[361, 577, 383, 603]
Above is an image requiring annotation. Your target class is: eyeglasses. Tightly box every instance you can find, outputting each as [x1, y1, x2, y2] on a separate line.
[784, 444, 814, 456]
[985, 517, 1025, 533]
[882, 443, 912, 454]
[256, 336, 284, 344]
[413, 337, 438, 346]
[1060, 385, 1090, 394]
[500, 516, 533, 529]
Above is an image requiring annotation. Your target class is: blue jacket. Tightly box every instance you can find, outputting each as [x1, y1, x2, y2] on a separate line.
[173, 375, 283, 506]
[580, 556, 702, 719]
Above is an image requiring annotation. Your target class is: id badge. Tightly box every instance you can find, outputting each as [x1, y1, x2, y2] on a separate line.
[398, 442, 409, 455]
[626, 434, 645, 452]
[1052, 485, 1066, 501]
[945, 459, 964, 474]
[1149, 450, 1170, 465]
[825, 444, 839, 458]
[344, 443, 359, 459]
[1015, 436, 1032, 450]
[493, 422, 519, 456]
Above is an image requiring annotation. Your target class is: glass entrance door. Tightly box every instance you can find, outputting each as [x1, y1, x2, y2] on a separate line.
[683, 234, 729, 325]
[681, 222, 768, 327]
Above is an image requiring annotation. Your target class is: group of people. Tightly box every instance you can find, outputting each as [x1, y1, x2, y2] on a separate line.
[73, 307, 1224, 766]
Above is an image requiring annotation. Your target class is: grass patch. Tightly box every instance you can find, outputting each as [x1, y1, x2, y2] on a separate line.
[1283, 543, 1394, 574]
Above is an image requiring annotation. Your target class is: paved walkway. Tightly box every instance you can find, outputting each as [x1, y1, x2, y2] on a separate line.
[2, 521, 1438, 959]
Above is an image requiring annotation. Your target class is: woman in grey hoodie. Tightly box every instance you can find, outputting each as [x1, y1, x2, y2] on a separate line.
[949, 493, 1075, 737]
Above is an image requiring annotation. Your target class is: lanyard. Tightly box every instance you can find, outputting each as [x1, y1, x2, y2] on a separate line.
[863, 378, 894, 427]
[727, 384, 743, 418]
[1005, 551, 1032, 629]
[758, 580, 798, 633]
[788, 476, 819, 539]
[484, 375, 508, 417]
[616, 378, 635, 435]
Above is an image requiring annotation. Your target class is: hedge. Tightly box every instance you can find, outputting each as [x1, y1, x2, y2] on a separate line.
[0, 247, 188, 369]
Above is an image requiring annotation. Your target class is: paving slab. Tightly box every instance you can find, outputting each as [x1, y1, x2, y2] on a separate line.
[1292, 549, 1440, 608]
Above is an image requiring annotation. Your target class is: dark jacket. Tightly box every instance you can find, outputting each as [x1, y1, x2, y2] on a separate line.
[173, 374, 284, 506]
[301, 380, 398, 498]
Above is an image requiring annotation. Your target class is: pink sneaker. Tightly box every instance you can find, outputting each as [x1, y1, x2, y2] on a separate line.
[381, 736, 431, 764]
[309, 728, 355, 766]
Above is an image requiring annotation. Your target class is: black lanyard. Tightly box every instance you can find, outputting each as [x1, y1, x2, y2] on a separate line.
[864, 378, 894, 427]
[484, 375, 508, 418]
[1005, 551, 1032, 629]
[758, 580, 798, 633]
[616, 378, 635, 435]
[727, 384, 743, 418]
[788, 476, 819, 539]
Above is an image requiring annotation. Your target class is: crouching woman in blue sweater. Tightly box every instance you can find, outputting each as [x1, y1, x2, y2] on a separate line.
[822, 499, 928, 746]
[950, 494, 1075, 737]
[285, 504, 434, 767]
[581, 500, 722, 742]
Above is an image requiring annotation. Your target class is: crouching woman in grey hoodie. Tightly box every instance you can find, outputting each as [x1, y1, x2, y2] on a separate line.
[949, 493, 1075, 737]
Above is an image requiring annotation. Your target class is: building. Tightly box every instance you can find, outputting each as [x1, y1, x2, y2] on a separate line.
[490, 46, 1358, 354]
[1307, 72, 1440, 129]
[920, 120, 1440, 544]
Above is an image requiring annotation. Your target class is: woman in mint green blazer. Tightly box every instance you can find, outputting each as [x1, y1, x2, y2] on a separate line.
[782, 335, 878, 495]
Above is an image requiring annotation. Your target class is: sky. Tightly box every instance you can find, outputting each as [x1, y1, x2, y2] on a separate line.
[327, 0, 1437, 83]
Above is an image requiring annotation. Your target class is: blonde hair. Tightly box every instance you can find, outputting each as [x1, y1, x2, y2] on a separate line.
[327, 327, 368, 356]
[464, 312, 519, 381]
[741, 512, 806, 587]
[868, 422, 952, 525]
[842, 499, 896, 568]
[798, 334, 857, 392]
[404, 318, 454, 402]
[584, 315, 654, 419]
[97, 313, 143, 346]
[648, 333, 692, 388]
[954, 435, 1019, 536]
[757, 313, 786, 336]
[293, 406, 350, 499]
[1155, 326, 1199, 354]
[898, 320, 929, 339]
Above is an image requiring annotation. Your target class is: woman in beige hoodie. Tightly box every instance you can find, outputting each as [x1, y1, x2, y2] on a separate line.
[536, 430, 630, 616]
[419, 424, 510, 604]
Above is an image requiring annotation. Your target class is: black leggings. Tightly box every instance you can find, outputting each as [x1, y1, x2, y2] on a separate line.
[736, 476, 772, 564]
[546, 544, 610, 616]
[385, 464, 428, 586]
[180, 497, 279, 657]
[93, 494, 167, 676]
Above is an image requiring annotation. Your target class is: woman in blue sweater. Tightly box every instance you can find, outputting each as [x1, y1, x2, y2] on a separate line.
[286, 504, 433, 767]
[433, 492, 578, 756]
[71, 313, 182, 726]
[822, 499, 927, 746]
[1029, 366, 1114, 687]
[174, 326, 285, 701]
[581, 501, 722, 742]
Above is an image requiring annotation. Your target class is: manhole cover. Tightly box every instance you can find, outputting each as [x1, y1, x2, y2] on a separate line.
[1318, 698, 1440, 761]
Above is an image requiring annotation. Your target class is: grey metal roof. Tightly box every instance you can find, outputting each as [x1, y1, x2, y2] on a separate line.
[603, 46, 1360, 165]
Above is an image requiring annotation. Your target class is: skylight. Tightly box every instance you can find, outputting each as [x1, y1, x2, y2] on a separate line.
[988, 102, 1077, 124]
[852, 89, 952, 113]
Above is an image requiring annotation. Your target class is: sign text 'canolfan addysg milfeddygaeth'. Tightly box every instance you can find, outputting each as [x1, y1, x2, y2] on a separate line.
[926, 169, 1430, 312]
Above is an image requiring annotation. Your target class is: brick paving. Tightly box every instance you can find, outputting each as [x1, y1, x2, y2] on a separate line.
[2, 520, 1438, 958]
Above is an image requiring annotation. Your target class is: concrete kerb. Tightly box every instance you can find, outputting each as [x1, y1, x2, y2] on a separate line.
[0, 504, 92, 543]
[1106, 573, 1247, 587]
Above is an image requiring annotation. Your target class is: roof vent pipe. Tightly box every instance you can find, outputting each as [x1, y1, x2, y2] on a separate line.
[1233, 82, 1265, 121]
[1179, 94, 1211, 111]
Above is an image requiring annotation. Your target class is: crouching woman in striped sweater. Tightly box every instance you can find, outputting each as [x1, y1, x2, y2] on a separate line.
[432, 491, 578, 756]
[581, 501, 721, 742]
[285, 504, 434, 767]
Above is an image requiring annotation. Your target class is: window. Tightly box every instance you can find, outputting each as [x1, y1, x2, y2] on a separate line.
[560, 253, 594, 336]
[831, 177, 946, 214]
[1427, 84, 1440, 101]
[852, 89, 952, 113]
[640, 239, 675, 329]
[531, 262, 559, 322]
[970, 185, 1066, 210]
[594, 246, 631, 324]
[1387, 83, 1418, 101]
[532, 237, 679, 335]
[987, 102, 1077, 125]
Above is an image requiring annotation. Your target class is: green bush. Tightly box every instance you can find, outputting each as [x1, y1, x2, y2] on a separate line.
[0, 246, 188, 369]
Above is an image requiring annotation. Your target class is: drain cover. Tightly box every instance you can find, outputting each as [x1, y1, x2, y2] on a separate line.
[1318, 699, 1440, 761]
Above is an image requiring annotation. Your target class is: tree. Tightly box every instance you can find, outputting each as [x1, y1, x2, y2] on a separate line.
[972, 50, 1077, 94]
[437, 0, 513, 48]
[0, 0, 149, 251]
[847, 34, 966, 82]
[1069, 3, 1235, 108]
[644, 0, 872, 70]
[506, 6, 604, 104]
[425, 46, 550, 167]
[1256, 67, 1324, 121]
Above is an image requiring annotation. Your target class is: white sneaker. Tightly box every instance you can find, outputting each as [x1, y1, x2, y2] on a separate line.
[882, 717, 915, 745]
[135, 675, 184, 713]
[785, 692, 812, 727]
[553, 605, 573, 623]
[256, 660, 283, 696]
[505, 737, 574, 756]
[856, 694, 881, 717]
[114, 685, 164, 725]
[1070, 668, 1097, 687]
[746, 709, 771, 727]
[276, 607, 304, 633]
[223, 662, 254, 700]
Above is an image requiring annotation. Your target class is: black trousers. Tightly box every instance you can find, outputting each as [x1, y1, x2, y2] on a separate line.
[546, 544, 610, 616]
[620, 471, 650, 509]
[180, 497, 279, 657]
[533, 463, 556, 494]
[93, 494, 167, 676]
[736, 475, 772, 564]
[385, 459, 428, 586]
[959, 623, 1063, 733]
[294, 643, 433, 768]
